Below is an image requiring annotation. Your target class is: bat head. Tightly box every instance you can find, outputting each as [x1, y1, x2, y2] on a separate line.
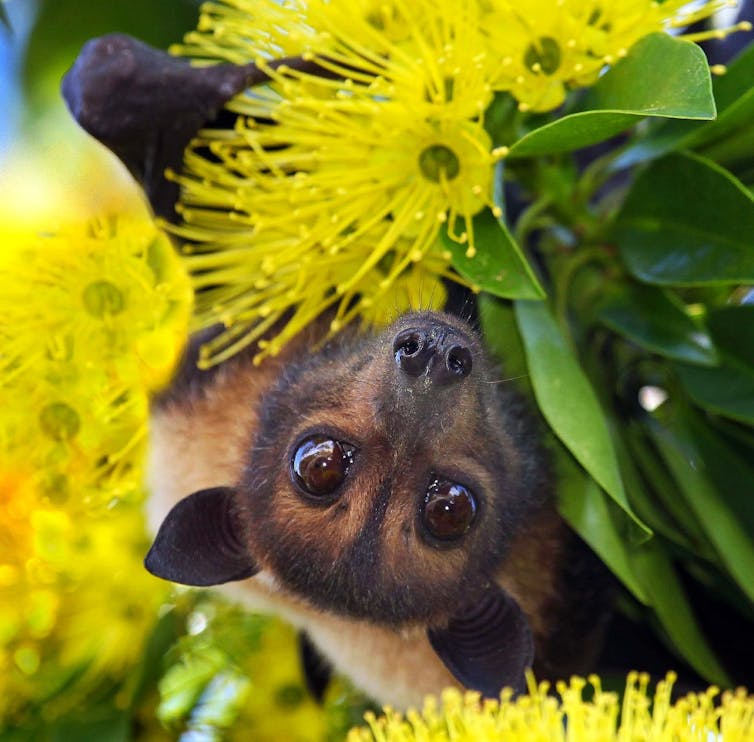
[146, 311, 552, 696]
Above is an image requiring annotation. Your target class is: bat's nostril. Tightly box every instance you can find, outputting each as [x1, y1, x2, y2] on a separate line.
[393, 328, 432, 377]
[446, 346, 472, 378]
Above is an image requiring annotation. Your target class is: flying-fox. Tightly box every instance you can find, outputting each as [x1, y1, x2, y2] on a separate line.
[145, 310, 608, 708]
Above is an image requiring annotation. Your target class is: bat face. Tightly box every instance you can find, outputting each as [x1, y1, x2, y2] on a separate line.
[241, 311, 548, 626]
[146, 310, 553, 697]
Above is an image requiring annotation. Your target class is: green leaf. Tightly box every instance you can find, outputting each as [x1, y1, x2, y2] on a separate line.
[445, 209, 545, 299]
[648, 409, 754, 605]
[514, 299, 650, 536]
[629, 541, 731, 685]
[615, 41, 754, 168]
[614, 152, 754, 285]
[584, 34, 714, 118]
[556, 444, 649, 604]
[675, 361, 754, 425]
[478, 295, 533, 399]
[684, 411, 754, 538]
[507, 33, 714, 158]
[597, 283, 717, 366]
[623, 423, 712, 556]
[708, 304, 754, 369]
[508, 113, 643, 158]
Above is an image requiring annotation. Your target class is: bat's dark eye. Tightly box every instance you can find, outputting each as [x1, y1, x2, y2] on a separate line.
[292, 435, 355, 497]
[422, 478, 477, 540]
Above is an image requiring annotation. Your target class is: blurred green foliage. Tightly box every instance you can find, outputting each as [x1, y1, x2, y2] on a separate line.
[19, 0, 201, 111]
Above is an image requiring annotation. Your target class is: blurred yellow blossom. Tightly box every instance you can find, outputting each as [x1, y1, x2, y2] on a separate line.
[0, 218, 192, 511]
[0, 214, 192, 728]
[0, 476, 168, 723]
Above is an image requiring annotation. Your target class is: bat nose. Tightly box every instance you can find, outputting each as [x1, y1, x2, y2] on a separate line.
[392, 327, 473, 386]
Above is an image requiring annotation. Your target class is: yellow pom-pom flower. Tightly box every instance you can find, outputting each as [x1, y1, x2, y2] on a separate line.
[0, 219, 192, 511]
[348, 672, 754, 742]
[170, 0, 497, 365]
[0, 216, 192, 727]
[484, 0, 752, 112]
[1, 218, 191, 390]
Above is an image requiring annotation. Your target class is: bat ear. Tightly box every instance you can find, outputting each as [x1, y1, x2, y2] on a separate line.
[145, 486, 258, 586]
[427, 586, 533, 698]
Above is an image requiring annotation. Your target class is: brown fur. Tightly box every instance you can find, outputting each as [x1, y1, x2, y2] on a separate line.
[147, 313, 606, 707]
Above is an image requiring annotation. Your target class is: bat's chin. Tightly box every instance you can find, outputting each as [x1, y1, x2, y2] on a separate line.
[267, 555, 477, 628]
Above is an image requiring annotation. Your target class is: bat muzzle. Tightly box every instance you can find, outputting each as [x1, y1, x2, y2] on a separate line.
[392, 324, 473, 386]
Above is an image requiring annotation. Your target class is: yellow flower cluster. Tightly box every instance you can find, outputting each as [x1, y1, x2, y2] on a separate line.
[0, 218, 192, 725]
[348, 672, 754, 742]
[484, 0, 751, 112]
[170, 0, 749, 365]
[172, 0, 498, 365]
[0, 219, 191, 508]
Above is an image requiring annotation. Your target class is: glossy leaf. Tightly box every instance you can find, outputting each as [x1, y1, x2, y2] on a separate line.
[598, 284, 717, 366]
[675, 361, 754, 425]
[629, 540, 731, 685]
[556, 445, 648, 604]
[507, 33, 714, 158]
[615, 153, 754, 285]
[508, 113, 642, 158]
[615, 41, 754, 168]
[515, 300, 650, 535]
[649, 409, 754, 604]
[444, 209, 545, 299]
